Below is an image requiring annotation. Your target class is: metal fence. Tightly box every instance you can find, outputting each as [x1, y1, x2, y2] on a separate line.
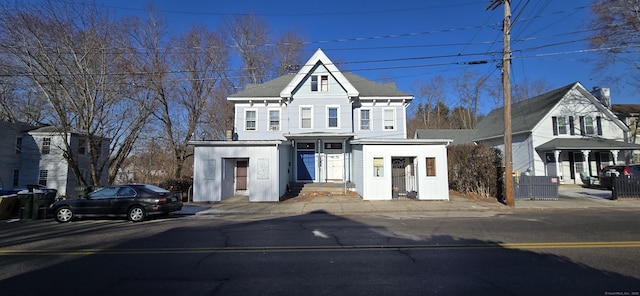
[611, 175, 640, 199]
[513, 175, 560, 200]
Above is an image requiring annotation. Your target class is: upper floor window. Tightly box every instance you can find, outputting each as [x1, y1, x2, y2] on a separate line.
[245, 110, 256, 131]
[41, 137, 51, 154]
[38, 170, 48, 186]
[580, 116, 602, 136]
[269, 110, 280, 131]
[301, 106, 313, 128]
[383, 109, 395, 130]
[311, 75, 328, 92]
[327, 107, 339, 128]
[16, 137, 22, 154]
[13, 169, 19, 187]
[78, 138, 87, 155]
[320, 75, 329, 92]
[584, 117, 594, 134]
[360, 109, 371, 130]
[557, 116, 567, 134]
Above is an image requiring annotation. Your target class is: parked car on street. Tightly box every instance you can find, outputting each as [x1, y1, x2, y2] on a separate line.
[49, 184, 183, 222]
[599, 164, 640, 190]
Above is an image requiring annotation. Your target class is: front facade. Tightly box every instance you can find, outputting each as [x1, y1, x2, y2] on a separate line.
[417, 82, 640, 185]
[0, 121, 109, 197]
[190, 49, 450, 202]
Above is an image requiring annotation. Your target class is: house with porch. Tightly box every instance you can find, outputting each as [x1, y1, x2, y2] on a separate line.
[416, 82, 640, 185]
[189, 49, 451, 202]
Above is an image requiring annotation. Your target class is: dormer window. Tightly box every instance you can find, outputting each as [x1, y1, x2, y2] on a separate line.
[311, 75, 329, 92]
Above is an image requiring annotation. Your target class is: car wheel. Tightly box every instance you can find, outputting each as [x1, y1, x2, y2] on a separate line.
[128, 206, 146, 222]
[55, 207, 73, 223]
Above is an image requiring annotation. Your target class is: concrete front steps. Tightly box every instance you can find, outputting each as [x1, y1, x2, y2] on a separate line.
[286, 182, 350, 197]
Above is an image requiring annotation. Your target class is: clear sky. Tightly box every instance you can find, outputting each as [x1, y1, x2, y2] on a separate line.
[91, 0, 635, 114]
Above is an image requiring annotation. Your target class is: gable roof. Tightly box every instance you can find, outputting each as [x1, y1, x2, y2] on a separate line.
[281, 48, 358, 98]
[474, 82, 583, 140]
[228, 49, 411, 100]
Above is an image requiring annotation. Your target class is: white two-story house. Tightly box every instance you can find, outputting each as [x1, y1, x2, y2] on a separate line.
[190, 49, 451, 202]
[416, 82, 640, 185]
[0, 121, 110, 197]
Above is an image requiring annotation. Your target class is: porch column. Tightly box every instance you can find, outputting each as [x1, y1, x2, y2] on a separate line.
[611, 150, 620, 164]
[554, 150, 562, 180]
[581, 150, 590, 175]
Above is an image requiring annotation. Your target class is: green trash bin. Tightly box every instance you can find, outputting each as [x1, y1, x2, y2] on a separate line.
[32, 190, 57, 219]
[17, 193, 33, 220]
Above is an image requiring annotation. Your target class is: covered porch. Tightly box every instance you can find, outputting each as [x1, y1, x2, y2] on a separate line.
[537, 138, 640, 185]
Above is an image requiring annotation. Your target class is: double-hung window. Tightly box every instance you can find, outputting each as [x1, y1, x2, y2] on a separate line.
[269, 110, 280, 131]
[38, 170, 48, 186]
[584, 116, 595, 135]
[301, 107, 312, 129]
[557, 116, 567, 134]
[360, 109, 371, 130]
[311, 75, 328, 92]
[328, 107, 339, 128]
[41, 137, 51, 154]
[383, 109, 395, 130]
[245, 110, 256, 131]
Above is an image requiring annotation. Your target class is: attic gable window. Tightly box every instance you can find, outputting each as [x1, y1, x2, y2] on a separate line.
[580, 116, 602, 136]
[311, 75, 329, 92]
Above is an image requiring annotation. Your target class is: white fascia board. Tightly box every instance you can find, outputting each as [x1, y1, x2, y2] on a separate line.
[280, 48, 359, 98]
[350, 138, 452, 145]
[189, 140, 290, 147]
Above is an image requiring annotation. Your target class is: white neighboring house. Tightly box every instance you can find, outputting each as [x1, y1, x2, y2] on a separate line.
[190, 49, 451, 202]
[0, 121, 110, 197]
[416, 82, 640, 185]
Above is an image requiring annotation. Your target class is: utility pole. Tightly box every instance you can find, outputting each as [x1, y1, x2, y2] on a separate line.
[487, 0, 514, 206]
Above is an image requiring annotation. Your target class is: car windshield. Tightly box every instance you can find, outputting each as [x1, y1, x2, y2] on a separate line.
[141, 184, 170, 193]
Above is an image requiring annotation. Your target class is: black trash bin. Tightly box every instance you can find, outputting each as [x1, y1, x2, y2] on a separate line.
[32, 189, 57, 219]
[17, 193, 33, 220]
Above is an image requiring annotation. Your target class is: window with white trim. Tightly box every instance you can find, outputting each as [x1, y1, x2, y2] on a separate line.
[383, 109, 395, 130]
[245, 110, 256, 131]
[301, 107, 313, 128]
[557, 116, 567, 134]
[360, 109, 371, 130]
[39, 170, 48, 186]
[320, 75, 329, 92]
[327, 107, 339, 128]
[311, 75, 328, 92]
[41, 137, 51, 154]
[269, 110, 280, 131]
[584, 116, 595, 135]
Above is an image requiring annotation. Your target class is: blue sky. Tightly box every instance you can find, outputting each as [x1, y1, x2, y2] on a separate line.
[91, 0, 635, 114]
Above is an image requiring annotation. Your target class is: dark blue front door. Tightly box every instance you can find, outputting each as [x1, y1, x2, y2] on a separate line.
[297, 151, 315, 180]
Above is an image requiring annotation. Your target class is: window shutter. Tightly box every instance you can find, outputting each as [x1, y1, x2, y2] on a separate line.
[552, 116, 558, 136]
[596, 116, 602, 136]
[569, 116, 575, 135]
[579, 116, 585, 136]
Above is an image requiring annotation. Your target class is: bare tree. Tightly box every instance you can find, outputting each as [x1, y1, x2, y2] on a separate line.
[168, 25, 230, 177]
[226, 14, 273, 86]
[452, 70, 487, 129]
[0, 1, 154, 186]
[276, 31, 305, 76]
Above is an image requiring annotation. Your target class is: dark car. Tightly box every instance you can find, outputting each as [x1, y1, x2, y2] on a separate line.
[599, 164, 640, 190]
[50, 184, 183, 223]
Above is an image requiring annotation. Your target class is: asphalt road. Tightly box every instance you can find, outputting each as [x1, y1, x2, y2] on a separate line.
[1, 209, 639, 296]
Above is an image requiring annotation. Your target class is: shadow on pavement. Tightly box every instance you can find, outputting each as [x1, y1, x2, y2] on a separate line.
[1, 211, 638, 296]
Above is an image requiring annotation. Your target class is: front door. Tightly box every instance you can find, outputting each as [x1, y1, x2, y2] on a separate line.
[297, 151, 315, 181]
[326, 154, 344, 181]
[236, 160, 248, 191]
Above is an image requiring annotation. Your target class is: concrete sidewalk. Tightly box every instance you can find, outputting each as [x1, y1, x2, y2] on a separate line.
[176, 185, 639, 216]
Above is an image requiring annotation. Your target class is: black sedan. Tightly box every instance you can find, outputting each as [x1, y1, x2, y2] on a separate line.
[50, 184, 183, 222]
